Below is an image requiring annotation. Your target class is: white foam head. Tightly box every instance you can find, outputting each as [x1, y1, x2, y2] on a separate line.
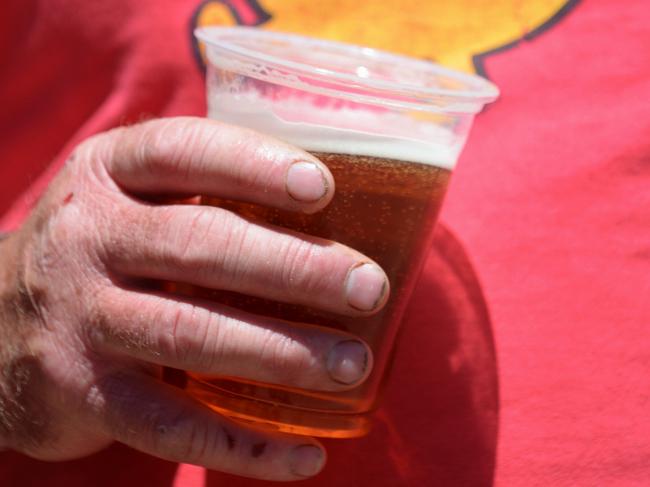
[208, 93, 462, 170]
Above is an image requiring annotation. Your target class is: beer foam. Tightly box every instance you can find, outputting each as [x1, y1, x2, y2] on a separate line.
[208, 94, 461, 169]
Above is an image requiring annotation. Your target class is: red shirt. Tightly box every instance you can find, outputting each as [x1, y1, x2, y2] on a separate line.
[1, 0, 649, 485]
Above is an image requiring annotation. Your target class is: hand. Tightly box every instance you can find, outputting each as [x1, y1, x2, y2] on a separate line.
[0, 117, 388, 480]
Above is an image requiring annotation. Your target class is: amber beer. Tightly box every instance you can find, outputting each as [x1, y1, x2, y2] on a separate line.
[193, 26, 498, 437]
[186, 152, 451, 437]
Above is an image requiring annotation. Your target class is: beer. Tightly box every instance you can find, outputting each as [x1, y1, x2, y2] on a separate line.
[186, 152, 451, 437]
[193, 26, 497, 437]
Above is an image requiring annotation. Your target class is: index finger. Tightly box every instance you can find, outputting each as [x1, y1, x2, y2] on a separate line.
[96, 117, 335, 213]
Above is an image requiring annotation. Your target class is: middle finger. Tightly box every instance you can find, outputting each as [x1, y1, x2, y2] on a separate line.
[102, 203, 389, 316]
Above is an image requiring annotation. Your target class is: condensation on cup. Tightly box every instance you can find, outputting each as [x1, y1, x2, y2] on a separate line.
[188, 27, 499, 438]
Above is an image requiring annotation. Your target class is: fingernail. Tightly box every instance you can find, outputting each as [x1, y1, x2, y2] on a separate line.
[289, 444, 325, 477]
[286, 161, 328, 202]
[327, 340, 369, 385]
[345, 263, 388, 311]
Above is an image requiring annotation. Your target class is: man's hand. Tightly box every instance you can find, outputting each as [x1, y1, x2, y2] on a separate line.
[0, 117, 388, 480]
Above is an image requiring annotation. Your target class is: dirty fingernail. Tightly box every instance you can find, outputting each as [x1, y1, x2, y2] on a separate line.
[345, 263, 388, 311]
[286, 161, 328, 202]
[289, 444, 325, 477]
[327, 340, 370, 385]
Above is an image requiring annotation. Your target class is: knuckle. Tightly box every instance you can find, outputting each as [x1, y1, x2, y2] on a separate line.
[82, 288, 113, 351]
[72, 133, 105, 170]
[226, 139, 252, 188]
[258, 329, 312, 385]
[195, 312, 227, 371]
[136, 120, 185, 179]
[152, 411, 226, 463]
[83, 127, 128, 181]
[172, 207, 219, 267]
[217, 214, 254, 282]
[153, 206, 230, 282]
[277, 239, 331, 297]
[107, 204, 181, 268]
[137, 118, 206, 182]
[149, 205, 180, 257]
[231, 136, 276, 189]
[102, 203, 149, 262]
[155, 302, 200, 366]
[155, 301, 226, 372]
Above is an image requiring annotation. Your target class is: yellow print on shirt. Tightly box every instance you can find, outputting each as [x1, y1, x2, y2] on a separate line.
[192, 0, 579, 74]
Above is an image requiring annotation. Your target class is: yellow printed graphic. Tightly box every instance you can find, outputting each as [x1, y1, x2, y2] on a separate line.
[195, 0, 571, 73]
[197, 2, 236, 27]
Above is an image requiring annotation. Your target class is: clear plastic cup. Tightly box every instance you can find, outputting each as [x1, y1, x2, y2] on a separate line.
[190, 26, 498, 438]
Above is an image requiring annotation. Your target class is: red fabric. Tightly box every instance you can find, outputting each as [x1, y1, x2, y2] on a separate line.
[1, 0, 650, 485]
[447, 2, 650, 484]
[0, 0, 206, 229]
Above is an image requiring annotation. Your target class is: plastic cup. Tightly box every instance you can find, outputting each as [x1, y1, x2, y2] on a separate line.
[189, 26, 498, 438]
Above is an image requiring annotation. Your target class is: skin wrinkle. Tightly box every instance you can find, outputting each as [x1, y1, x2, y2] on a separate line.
[174, 208, 213, 266]
[194, 306, 219, 371]
[177, 207, 222, 281]
[261, 327, 311, 386]
[233, 226, 264, 288]
[170, 302, 209, 370]
[137, 123, 180, 182]
[291, 245, 336, 301]
[0, 118, 347, 477]
[230, 134, 263, 190]
[164, 298, 222, 371]
[144, 206, 178, 270]
[222, 217, 256, 288]
[191, 206, 233, 283]
[169, 303, 193, 365]
[249, 142, 285, 193]
[81, 136, 127, 197]
[146, 205, 226, 284]
[173, 123, 204, 185]
[277, 237, 309, 297]
[214, 315, 242, 372]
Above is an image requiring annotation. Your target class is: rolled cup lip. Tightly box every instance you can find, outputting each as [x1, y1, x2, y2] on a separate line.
[195, 26, 499, 114]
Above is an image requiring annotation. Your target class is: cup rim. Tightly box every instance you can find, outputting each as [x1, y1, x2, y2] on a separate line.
[195, 26, 499, 113]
